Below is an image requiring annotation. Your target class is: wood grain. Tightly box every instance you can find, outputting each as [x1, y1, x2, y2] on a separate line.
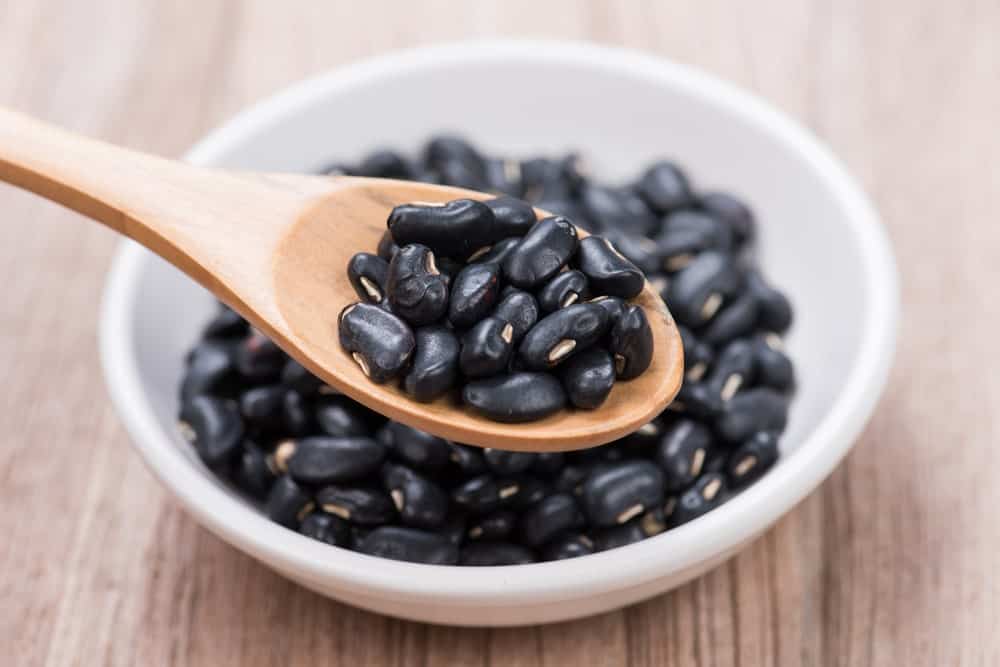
[1, 0, 997, 665]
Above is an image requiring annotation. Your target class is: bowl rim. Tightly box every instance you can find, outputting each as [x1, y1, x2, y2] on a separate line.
[100, 39, 899, 604]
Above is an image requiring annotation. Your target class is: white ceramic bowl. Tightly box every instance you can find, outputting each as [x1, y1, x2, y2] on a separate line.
[99, 41, 898, 626]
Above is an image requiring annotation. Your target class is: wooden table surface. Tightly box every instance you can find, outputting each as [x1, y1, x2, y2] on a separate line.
[2, 1, 997, 665]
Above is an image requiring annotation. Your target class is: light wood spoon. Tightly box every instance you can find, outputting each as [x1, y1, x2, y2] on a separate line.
[0, 107, 683, 451]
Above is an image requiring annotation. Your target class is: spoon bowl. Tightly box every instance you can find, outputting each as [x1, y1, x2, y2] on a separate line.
[0, 108, 682, 450]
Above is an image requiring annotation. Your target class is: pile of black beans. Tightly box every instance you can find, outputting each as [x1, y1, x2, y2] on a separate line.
[177, 136, 795, 566]
[340, 196, 655, 422]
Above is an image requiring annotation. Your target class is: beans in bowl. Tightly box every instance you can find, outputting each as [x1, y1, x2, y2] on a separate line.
[177, 136, 795, 565]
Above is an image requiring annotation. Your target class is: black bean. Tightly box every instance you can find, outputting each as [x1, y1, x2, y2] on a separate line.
[705, 339, 756, 402]
[484, 196, 537, 236]
[559, 347, 615, 409]
[280, 359, 324, 395]
[468, 237, 521, 266]
[587, 295, 626, 326]
[656, 419, 714, 493]
[388, 199, 499, 259]
[377, 422, 452, 471]
[655, 211, 733, 272]
[535, 195, 590, 229]
[668, 381, 725, 419]
[436, 255, 465, 280]
[181, 341, 238, 400]
[316, 485, 396, 525]
[355, 149, 415, 179]
[265, 475, 313, 528]
[460, 542, 535, 566]
[579, 184, 658, 237]
[677, 325, 714, 382]
[531, 452, 566, 477]
[386, 244, 449, 326]
[497, 475, 548, 509]
[235, 333, 286, 382]
[178, 396, 244, 467]
[483, 449, 537, 475]
[357, 526, 459, 565]
[671, 473, 727, 526]
[423, 135, 486, 178]
[592, 522, 646, 551]
[745, 270, 793, 333]
[202, 305, 249, 340]
[382, 463, 449, 529]
[575, 236, 645, 299]
[285, 436, 386, 485]
[520, 156, 578, 201]
[665, 251, 743, 328]
[460, 317, 515, 378]
[299, 510, 351, 547]
[635, 161, 694, 213]
[519, 493, 582, 547]
[377, 230, 400, 262]
[347, 252, 390, 304]
[448, 262, 502, 328]
[716, 388, 789, 443]
[436, 159, 487, 190]
[466, 510, 517, 541]
[518, 304, 610, 370]
[581, 461, 665, 527]
[537, 269, 589, 313]
[315, 396, 373, 437]
[502, 216, 579, 289]
[727, 431, 780, 488]
[700, 191, 755, 246]
[239, 385, 286, 431]
[402, 325, 460, 402]
[232, 441, 277, 499]
[436, 511, 468, 546]
[338, 302, 415, 383]
[492, 288, 539, 343]
[281, 390, 312, 436]
[600, 228, 663, 275]
[447, 443, 488, 476]
[543, 534, 595, 560]
[463, 372, 566, 423]
[701, 291, 759, 346]
[752, 333, 795, 392]
[608, 305, 653, 380]
[483, 159, 524, 196]
[616, 418, 665, 452]
[452, 475, 502, 514]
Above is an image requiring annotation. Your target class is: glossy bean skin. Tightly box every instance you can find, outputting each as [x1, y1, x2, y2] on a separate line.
[286, 436, 386, 485]
[746, 270, 793, 333]
[239, 385, 286, 431]
[655, 211, 733, 269]
[466, 510, 517, 541]
[178, 396, 244, 467]
[382, 463, 449, 529]
[537, 270, 589, 313]
[705, 339, 756, 402]
[518, 304, 610, 370]
[542, 534, 595, 560]
[575, 236, 645, 299]
[469, 237, 521, 266]
[338, 303, 415, 383]
[752, 333, 795, 392]
[727, 431, 780, 488]
[701, 290, 759, 346]
[280, 359, 323, 395]
[232, 441, 277, 499]
[315, 396, 374, 437]
[492, 288, 539, 343]
[462, 372, 566, 423]
[402, 325, 460, 402]
[592, 522, 647, 551]
[202, 305, 249, 340]
[460, 542, 535, 565]
[635, 161, 694, 213]
[424, 135, 486, 178]
[484, 196, 538, 237]
[299, 510, 351, 547]
[448, 263, 502, 328]
[357, 526, 459, 565]
[502, 216, 579, 289]
[601, 228, 663, 275]
[715, 388, 789, 443]
[447, 443, 488, 477]
[316, 485, 396, 525]
[677, 325, 714, 382]
[531, 452, 566, 477]
[581, 461, 665, 527]
[519, 493, 582, 547]
[670, 472, 727, 526]
[281, 390, 312, 436]
[235, 333, 286, 382]
[180, 341, 238, 401]
[265, 475, 313, 528]
[386, 244, 449, 326]
[388, 199, 499, 259]
[377, 230, 400, 262]
[559, 347, 615, 409]
[347, 252, 390, 304]
[666, 251, 743, 328]
[669, 381, 725, 419]
[588, 295, 626, 326]
[579, 184, 658, 237]
[355, 149, 416, 179]
[451, 474, 503, 514]
[483, 449, 537, 475]
[376, 422, 452, 472]
[700, 191, 755, 246]
[656, 419, 714, 493]
[460, 317, 514, 378]
[609, 305, 654, 380]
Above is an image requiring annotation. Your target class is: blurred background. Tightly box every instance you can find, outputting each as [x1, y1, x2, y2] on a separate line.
[1, 1, 997, 665]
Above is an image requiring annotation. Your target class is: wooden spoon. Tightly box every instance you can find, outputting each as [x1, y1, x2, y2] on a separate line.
[0, 107, 683, 451]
